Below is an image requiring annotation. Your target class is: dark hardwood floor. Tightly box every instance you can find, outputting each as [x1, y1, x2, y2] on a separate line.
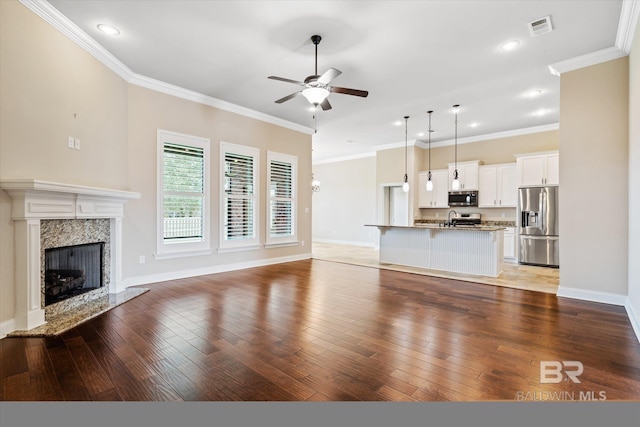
[2, 259, 640, 401]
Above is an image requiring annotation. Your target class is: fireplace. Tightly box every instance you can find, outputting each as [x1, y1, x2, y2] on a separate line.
[44, 242, 105, 306]
[0, 179, 140, 333]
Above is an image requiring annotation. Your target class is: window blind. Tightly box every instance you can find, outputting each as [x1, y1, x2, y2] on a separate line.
[269, 160, 293, 237]
[224, 151, 255, 240]
[163, 142, 205, 241]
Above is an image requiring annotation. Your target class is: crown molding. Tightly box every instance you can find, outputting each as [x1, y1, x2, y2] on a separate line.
[616, 0, 640, 53]
[548, 0, 639, 75]
[416, 123, 559, 149]
[548, 46, 627, 75]
[314, 124, 559, 164]
[313, 151, 376, 166]
[19, 0, 134, 80]
[129, 74, 314, 135]
[18, 0, 314, 135]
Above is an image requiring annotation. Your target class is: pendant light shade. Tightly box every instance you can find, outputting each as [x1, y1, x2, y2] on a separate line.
[402, 115, 410, 193]
[426, 110, 434, 192]
[451, 104, 460, 191]
[311, 174, 320, 193]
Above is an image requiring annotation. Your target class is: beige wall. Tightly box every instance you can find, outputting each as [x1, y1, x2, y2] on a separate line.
[0, 1, 128, 324]
[415, 130, 558, 221]
[124, 85, 312, 280]
[312, 156, 377, 245]
[0, 1, 312, 328]
[628, 16, 640, 324]
[0, 1, 129, 188]
[418, 130, 559, 170]
[559, 57, 629, 297]
[376, 145, 417, 224]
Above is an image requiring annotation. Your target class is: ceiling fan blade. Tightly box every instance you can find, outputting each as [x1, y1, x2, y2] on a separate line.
[320, 98, 332, 111]
[268, 76, 305, 86]
[330, 86, 369, 97]
[317, 68, 342, 85]
[275, 91, 301, 103]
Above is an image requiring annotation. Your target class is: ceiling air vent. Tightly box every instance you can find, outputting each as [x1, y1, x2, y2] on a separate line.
[528, 16, 553, 37]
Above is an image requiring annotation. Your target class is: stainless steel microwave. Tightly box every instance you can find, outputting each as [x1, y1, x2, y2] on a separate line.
[448, 191, 478, 207]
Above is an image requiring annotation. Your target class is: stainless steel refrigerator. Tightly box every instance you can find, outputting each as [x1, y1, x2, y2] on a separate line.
[518, 186, 559, 267]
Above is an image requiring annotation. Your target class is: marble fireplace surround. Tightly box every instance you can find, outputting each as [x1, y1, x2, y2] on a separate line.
[0, 179, 140, 332]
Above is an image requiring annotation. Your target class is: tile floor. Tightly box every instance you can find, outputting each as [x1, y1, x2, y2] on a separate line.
[311, 241, 559, 294]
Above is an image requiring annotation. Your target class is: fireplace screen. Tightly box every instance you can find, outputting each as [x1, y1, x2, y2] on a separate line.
[44, 242, 105, 306]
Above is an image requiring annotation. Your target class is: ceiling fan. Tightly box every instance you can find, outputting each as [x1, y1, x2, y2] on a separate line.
[268, 35, 369, 111]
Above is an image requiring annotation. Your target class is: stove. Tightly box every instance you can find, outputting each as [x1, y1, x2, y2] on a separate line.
[453, 213, 481, 226]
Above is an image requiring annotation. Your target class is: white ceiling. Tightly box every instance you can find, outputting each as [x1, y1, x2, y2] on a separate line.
[46, 0, 625, 163]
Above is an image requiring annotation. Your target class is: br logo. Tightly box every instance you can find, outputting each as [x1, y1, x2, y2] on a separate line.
[540, 361, 584, 383]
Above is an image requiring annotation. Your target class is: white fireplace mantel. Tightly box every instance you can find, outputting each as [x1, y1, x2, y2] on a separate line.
[0, 179, 141, 332]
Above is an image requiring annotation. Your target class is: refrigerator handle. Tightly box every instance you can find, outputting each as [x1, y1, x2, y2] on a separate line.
[539, 191, 545, 232]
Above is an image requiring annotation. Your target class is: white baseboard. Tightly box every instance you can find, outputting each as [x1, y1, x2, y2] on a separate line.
[121, 252, 312, 288]
[625, 297, 640, 344]
[556, 286, 627, 306]
[312, 238, 376, 248]
[0, 318, 16, 339]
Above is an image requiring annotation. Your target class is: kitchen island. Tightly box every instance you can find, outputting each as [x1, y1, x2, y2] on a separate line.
[365, 224, 505, 277]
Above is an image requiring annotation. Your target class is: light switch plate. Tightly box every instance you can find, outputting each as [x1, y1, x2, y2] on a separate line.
[68, 136, 75, 148]
[74, 138, 81, 150]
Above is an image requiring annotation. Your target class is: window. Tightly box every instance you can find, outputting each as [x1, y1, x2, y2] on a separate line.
[266, 151, 297, 246]
[220, 142, 259, 250]
[157, 130, 210, 257]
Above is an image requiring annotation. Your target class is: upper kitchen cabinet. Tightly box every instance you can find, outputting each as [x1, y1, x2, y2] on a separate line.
[447, 160, 481, 190]
[515, 151, 559, 187]
[478, 163, 517, 207]
[418, 169, 449, 208]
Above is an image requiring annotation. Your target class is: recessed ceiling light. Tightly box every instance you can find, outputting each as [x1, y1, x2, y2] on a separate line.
[393, 121, 402, 126]
[500, 40, 520, 51]
[417, 132, 425, 137]
[469, 122, 479, 128]
[532, 109, 549, 116]
[97, 24, 120, 36]
[526, 89, 543, 97]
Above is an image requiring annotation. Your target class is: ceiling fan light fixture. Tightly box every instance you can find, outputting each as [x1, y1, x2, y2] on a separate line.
[302, 87, 329, 105]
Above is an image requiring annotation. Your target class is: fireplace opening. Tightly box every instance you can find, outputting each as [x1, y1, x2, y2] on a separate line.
[44, 242, 105, 306]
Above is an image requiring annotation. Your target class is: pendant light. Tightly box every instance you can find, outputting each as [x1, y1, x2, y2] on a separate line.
[426, 110, 434, 192]
[402, 115, 410, 192]
[311, 174, 320, 193]
[451, 104, 461, 191]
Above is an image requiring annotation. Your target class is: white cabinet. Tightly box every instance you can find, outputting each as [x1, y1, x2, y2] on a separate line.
[504, 227, 516, 260]
[478, 163, 517, 207]
[516, 151, 559, 187]
[447, 160, 480, 190]
[418, 169, 449, 208]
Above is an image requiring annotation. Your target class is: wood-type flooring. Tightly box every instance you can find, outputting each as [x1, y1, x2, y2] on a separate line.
[2, 259, 639, 401]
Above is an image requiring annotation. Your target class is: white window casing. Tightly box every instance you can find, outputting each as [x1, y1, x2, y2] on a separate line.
[156, 129, 211, 258]
[266, 151, 297, 247]
[220, 142, 260, 251]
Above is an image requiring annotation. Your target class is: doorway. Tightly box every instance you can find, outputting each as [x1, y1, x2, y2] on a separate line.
[383, 185, 409, 226]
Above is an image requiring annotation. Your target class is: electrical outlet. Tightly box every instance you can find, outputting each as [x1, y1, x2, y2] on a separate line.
[139, 256, 145, 264]
[74, 138, 81, 150]
[68, 136, 75, 149]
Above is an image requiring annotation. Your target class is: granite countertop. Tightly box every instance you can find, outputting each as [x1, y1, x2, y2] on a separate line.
[414, 219, 517, 227]
[365, 224, 507, 231]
